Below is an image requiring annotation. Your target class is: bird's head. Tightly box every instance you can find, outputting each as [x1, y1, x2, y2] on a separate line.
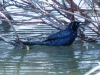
[67, 21, 82, 31]
[71, 21, 80, 31]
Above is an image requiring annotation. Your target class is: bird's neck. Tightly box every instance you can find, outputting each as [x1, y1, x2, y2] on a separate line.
[66, 23, 73, 29]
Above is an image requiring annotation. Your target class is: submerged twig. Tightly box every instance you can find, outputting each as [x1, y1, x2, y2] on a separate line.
[0, 12, 29, 49]
[0, 12, 20, 40]
[0, 35, 23, 48]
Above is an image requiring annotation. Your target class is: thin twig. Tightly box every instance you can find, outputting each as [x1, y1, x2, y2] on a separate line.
[68, 0, 75, 21]
[41, 0, 100, 24]
[0, 12, 20, 40]
[84, 62, 100, 75]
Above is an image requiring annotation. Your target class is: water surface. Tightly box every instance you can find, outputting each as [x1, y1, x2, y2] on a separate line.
[0, 41, 100, 75]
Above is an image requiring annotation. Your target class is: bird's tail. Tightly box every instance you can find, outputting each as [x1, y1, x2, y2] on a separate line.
[22, 41, 46, 45]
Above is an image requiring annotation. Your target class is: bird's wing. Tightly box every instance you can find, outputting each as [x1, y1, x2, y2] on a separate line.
[44, 30, 71, 41]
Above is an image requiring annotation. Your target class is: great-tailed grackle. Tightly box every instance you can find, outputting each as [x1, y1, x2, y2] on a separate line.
[22, 21, 81, 46]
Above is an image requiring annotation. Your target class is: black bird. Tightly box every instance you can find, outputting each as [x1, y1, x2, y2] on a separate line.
[22, 21, 81, 46]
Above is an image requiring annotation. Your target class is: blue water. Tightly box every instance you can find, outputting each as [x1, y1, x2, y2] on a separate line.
[0, 41, 100, 75]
